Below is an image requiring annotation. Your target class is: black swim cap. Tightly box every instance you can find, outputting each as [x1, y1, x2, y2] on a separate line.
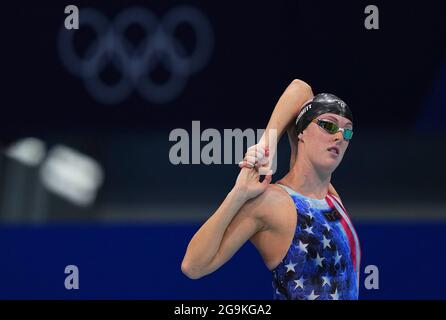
[295, 93, 353, 135]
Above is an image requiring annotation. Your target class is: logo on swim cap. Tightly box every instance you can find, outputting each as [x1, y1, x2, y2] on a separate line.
[337, 100, 346, 108]
[296, 103, 312, 125]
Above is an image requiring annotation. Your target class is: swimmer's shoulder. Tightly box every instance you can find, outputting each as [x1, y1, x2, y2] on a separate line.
[243, 183, 296, 223]
[264, 183, 295, 206]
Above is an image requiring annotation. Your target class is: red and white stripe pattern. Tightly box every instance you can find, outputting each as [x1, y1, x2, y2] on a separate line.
[325, 194, 361, 288]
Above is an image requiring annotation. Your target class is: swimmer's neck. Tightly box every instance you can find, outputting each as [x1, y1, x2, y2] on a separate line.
[279, 155, 331, 200]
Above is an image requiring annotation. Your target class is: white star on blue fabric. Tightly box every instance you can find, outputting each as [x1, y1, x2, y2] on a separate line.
[322, 274, 332, 287]
[296, 240, 308, 254]
[330, 288, 339, 300]
[303, 225, 314, 235]
[322, 235, 331, 249]
[313, 253, 325, 268]
[323, 221, 331, 232]
[334, 251, 342, 265]
[306, 211, 315, 220]
[293, 276, 305, 290]
[285, 260, 297, 273]
[306, 290, 319, 300]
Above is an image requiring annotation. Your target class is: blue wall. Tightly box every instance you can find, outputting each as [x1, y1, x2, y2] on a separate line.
[0, 222, 445, 299]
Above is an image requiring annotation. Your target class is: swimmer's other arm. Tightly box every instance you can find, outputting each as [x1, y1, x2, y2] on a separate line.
[181, 168, 272, 279]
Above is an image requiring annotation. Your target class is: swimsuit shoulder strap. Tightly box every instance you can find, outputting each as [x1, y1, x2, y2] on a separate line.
[275, 183, 297, 196]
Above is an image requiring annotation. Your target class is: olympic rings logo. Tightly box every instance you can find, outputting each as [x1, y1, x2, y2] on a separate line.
[58, 6, 214, 104]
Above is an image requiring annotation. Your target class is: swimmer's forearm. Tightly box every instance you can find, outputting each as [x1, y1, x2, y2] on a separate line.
[259, 79, 313, 148]
[181, 188, 247, 279]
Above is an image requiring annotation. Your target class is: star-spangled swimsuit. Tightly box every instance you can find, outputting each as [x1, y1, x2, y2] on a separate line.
[272, 184, 361, 300]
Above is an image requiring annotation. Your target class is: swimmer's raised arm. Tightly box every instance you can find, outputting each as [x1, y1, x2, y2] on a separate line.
[181, 168, 272, 280]
[240, 79, 341, 199]
[239, 79, 313, 171]
[258, 79, 313, 157]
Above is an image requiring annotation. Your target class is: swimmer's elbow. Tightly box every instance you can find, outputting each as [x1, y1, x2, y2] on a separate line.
[289, 79, 312, 92]
[181, 260, 203, 280]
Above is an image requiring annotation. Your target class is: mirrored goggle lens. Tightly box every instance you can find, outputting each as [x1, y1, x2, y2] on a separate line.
[343, 129, 353, 140]
[319, 120, 339, 133]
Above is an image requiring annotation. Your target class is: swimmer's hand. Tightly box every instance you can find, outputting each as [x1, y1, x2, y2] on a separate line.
[234, 167, 272, 201]
[238, 144, 271, 175]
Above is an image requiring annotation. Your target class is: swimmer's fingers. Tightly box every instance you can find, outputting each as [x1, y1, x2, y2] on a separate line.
[244, 148, 268, 167]
[244, 155, 263, 166]
[243, 155, 269, 170]
[244, 153, 269, 166]
[246, 145, 266, 158]
[247, 144, 266, 155]
[238, 160, 254, 168]
[239, 144, 270, 169]
[258, 166, 272, 176]
[241, 156, 270, 171]
[261, 170, 273, 187]
[238, 161, 271, 176]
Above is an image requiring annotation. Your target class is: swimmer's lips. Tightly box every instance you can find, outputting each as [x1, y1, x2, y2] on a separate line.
[327, 146, 340, 156]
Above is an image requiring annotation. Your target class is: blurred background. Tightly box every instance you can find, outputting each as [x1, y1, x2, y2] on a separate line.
[0, 0, 445, 299]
